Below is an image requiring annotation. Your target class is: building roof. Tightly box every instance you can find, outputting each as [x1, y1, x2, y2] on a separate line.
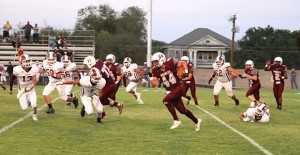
[168, 28, 238, 47]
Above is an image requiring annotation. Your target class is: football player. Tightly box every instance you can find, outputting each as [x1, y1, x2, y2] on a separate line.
[180, 56, 198, 106]
[239, 103, 270, 123]
[61, 55, 80, 108]
[151, 52, 202, 131]
[242, 60, 266, 106]
[60, 67, 105, 123]
[83, 56, 123, 119]
[264, 57, 287, 110]
[208, 56, 243, 107]
[41, 52, 78, 114]
[116, 57, 147, 104]
[0, 64, 6, 90]
[104, 54, 122, 101]
[9, 54, 39, 121]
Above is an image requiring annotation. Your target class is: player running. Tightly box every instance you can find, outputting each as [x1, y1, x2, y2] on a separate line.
[9, 54, 39, 121]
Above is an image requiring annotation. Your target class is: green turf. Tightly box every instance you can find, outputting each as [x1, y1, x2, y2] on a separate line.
[0, 86, 299, 155]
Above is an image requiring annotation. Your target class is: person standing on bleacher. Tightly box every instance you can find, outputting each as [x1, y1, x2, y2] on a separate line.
[33, 24, 39, 44]
[2, 21, 12, 43]
[21, 21, 33, 43]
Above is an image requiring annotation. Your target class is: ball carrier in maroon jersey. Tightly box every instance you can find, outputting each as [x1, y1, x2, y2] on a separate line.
[151, 52, 202, 131]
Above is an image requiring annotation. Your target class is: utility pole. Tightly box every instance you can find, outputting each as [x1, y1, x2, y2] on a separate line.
[229, 14, 237, 66]
[146, 0, 153, 67]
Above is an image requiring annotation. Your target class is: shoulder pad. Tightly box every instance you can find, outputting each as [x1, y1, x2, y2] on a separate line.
[223, 62, 231, 68]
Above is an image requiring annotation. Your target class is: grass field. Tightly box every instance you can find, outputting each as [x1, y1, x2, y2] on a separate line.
[0, 85, 299, 155]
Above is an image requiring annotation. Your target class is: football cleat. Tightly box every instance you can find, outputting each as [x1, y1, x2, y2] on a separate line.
[97, 117, 101, 123]
[101, 112, 107, 120]
[195, 119, 202, 131]
[32, 114, 38, 121]
[170, 120, 181, 129]
[45, 108, 55, 114]
[214, 102, 219, 107]
[117, 102, 124, 115]
[2, 86, 6, 90]
[278, 106, 282, 110]
[65, 103, 71, 107]
[80, 106, 85, 117]
[235, 99, 240, 106]
[186, 96, 191, 105]
[73, 96, 79, 109]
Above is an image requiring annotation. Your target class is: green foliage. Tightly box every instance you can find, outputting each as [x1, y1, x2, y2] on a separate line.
[1, 86, 299, 154]
[235, 26, 300, 69]
[74, 4, 167, 65]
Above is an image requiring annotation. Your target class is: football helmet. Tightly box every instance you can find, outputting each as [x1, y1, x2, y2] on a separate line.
[151, 52, 166, 67]
[123, 57, 132, 68]
[19, 54, 32, 68]
[254, 103, 268, 121]
[83, 56, 96, 69]
[89, 67, 102, 84]
[274, 57, 283, 66]
[181, 56, 189, 62]
[215, 56, 225, 67]
[61, 55, 70, 67]
[245, 60, 254, 68]
[46, 52, 57, 66]
[106, 54, 115, 64]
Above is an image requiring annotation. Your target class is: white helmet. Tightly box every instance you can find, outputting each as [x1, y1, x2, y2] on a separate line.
[215, 56, 225, 67]
[89, 67, 102, 84]
[254, 103, 268, 121]
[61, 55, 71, 67]
[181, 56, 189, 62]
[274, 57, 283, 65]
[245, 60, 254, 68]
[106, 54, 115, 64]
[83, 56, 96, 69]
[123, 57, 132, 68]
[19, 54, 32, 68]
[46, 52, 57, 66]
[151, 52, 166, 67]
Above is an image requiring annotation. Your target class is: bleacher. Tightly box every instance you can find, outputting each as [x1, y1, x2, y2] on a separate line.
[0, 29, 95, 69]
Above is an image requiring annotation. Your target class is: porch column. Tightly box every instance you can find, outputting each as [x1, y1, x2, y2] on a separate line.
[188, 50, 193, 62]
[193, 50, 197, 69]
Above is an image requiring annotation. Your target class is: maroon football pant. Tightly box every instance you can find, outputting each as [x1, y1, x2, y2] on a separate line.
[182, 80, 196, 98]
[273, 82, 284, 98]
[100, 84, 116, 105]
[246, 83, 261, 100]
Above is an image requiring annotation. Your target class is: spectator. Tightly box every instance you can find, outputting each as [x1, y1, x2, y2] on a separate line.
[33, 24, 39, 44]
[291, 68, 298, 89]
[56, 34, 64, 49]
[54, 49, 61, 62]
[140, 62, 151, 87]
[48, 33, 56, 49]
[2, 21, 12, 43]
[6, 62, 14, 81]
[21, 21, 33, 43]
[11, 32, 22, 48]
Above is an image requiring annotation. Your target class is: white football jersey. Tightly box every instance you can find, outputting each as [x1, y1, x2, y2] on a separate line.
[42, 60, 64, 83]
[213, 62, 232, 83]
[121, 63, 140, 82]
[80, 76, 106, 97]
[13, 65, 39, 89]
[62, 63, 77, 82]
[243, 106, 270, 122]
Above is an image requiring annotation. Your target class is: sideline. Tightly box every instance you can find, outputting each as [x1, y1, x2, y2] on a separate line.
[158, 88, 273, 155]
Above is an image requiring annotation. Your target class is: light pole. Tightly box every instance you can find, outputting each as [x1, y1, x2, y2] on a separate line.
[146, 0, 152, 67]
[229, 14, 237, 66]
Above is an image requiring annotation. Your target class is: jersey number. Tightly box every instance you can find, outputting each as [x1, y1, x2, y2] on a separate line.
[162, 73, 176, 87]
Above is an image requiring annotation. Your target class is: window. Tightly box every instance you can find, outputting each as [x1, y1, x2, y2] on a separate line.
[182, 51, 188, 56]
[175, 50, 181, 59]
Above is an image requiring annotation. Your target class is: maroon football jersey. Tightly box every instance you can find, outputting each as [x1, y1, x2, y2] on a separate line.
[105, 62, 121, 81]
[93, 60, 115, 86]
[245, 68, 260, 85]
[152, 58, 181, 91]
[269, 65, 287, 83]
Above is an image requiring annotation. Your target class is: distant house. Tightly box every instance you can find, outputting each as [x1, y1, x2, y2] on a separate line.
[164, 28, 238, 68]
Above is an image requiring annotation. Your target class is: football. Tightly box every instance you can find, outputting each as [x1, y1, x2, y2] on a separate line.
[150, 77, 159, 88]
[177, 65, 185, 79]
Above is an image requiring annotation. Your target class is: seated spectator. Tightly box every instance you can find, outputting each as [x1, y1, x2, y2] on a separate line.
[56, 34, 64, 49]
[48, 34, 56, 49]
[11, 32, 22, 48]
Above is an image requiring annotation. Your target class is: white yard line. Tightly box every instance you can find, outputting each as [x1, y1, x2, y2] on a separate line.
[158, 88, 273, 155]
[0, 97, 61, 134]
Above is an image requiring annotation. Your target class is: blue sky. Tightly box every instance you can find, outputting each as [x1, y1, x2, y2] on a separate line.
[1, 0, 299, 43]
